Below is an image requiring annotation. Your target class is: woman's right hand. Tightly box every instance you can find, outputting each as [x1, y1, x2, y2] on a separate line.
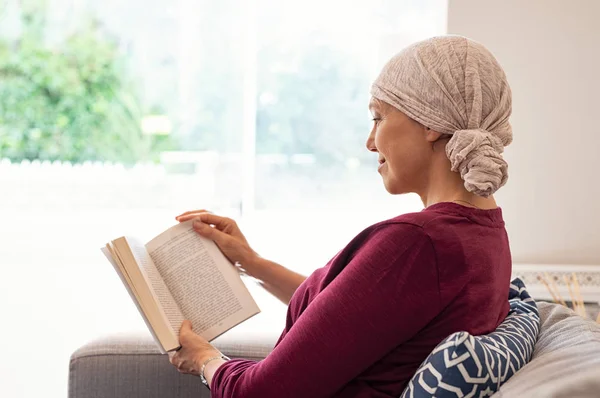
[175, 210, 258, 268]
[177, 209, 306, 305]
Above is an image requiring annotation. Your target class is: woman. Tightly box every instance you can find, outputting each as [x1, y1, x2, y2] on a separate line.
[169, 35, 513, 397]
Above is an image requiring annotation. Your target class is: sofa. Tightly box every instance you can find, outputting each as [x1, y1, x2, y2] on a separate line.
[69, 302, 600, 397]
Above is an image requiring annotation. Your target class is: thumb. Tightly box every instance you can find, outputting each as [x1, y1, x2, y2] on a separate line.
[180, 320, 193, 335]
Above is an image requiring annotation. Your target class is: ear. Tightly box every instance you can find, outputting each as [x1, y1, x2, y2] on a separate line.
[424, 127, 443, 143]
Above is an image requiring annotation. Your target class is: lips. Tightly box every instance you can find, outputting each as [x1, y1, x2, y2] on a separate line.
[378, 158, 386, 171]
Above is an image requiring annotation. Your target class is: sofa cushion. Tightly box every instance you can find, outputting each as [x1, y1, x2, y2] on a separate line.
[401, 278, 540, 398]
[493, 301, 600, 397]
[69, 327, 279, 398]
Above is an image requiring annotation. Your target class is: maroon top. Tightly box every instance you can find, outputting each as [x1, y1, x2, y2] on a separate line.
[212, 203, 511, 397]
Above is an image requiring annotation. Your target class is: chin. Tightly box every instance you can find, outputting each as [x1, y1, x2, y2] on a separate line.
[382, 180, 405, 195]
[382, 175, 413, 195]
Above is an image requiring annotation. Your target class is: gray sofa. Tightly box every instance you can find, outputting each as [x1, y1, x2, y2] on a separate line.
[69, 302, 600, 397]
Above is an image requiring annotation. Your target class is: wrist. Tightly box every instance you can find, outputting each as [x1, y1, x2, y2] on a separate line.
[195, 349, 223, 370]
[239, 252, 265, 278]
[248, 256, 278, 282]
[203, 358, 228, 388]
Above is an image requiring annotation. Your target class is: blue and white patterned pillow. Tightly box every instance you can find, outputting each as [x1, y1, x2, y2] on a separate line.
[401, 278, 540, 398]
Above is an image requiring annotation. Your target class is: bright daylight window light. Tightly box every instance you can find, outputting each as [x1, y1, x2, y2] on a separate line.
[0, 1, 446, 397]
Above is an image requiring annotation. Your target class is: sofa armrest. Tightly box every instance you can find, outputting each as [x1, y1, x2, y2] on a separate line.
[69, 331, 277, 398]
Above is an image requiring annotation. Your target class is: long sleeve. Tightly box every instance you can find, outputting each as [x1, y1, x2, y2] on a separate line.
[211, 223, 441, 398]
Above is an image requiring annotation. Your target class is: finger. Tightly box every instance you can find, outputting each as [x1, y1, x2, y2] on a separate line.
[177, 209, 211, 217]
[194, 213, 233, 229]
[169, 353, 179, 365]
[179, 320, 192, 338]
[177, 212, 222, 223]
[176, 213, 209, 222]
[181, 319, 192, 331]
[176, 209, 212, 219]
[177, 214, 207, 223]
[193, 221, 232, 246]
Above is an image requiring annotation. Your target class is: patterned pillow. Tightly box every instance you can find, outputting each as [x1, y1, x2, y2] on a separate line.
[401, 278, 540, 398]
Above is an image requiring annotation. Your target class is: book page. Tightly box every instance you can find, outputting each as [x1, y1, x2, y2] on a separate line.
[125, 237, 185, 335]
[146, 220, 260, 341]
[110, 237, 182, 352]
[101, 245, 163, 350]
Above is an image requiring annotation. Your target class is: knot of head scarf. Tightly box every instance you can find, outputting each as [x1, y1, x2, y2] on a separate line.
[370, 35, 513, 197]
[447, 128, 507, 197]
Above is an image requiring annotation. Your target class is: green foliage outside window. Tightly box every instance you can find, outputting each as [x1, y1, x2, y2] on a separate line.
[0, 1, 166, 163]
[0, 1, 371, 166]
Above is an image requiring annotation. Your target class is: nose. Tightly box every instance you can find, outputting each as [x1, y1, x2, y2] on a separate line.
[365, 128, 377, 152]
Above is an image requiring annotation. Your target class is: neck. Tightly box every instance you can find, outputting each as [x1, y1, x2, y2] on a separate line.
[419, 152, 498, 210]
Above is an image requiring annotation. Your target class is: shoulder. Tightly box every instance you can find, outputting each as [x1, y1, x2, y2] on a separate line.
[385, 209, 448, 229]
[343, 216, 440, 299]
[347, 210, 458, 265]
[363, 217, 428, 242]
[350, 216, 436, 263]
[368, 208, 468, 247]
[360, 209, 443, 242]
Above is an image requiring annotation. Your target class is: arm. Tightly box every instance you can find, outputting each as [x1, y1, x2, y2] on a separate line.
[244, 256, 306, 305]
[199, 260, 306, 380]
[210, 223, 442, 398]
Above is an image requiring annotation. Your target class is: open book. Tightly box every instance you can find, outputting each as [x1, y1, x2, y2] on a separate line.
[102, 220, 260, 354]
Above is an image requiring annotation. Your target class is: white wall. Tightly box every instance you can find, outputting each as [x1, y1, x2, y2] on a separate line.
[448, 0, 600, 265]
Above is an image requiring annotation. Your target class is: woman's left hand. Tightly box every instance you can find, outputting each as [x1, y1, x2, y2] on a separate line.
[168, 320, 222, 376]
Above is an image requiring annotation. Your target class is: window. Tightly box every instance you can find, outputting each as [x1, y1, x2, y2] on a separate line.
[0, 1, 446, 396]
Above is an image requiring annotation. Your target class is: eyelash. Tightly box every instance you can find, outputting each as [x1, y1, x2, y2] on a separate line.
[372, 118, 382, 124]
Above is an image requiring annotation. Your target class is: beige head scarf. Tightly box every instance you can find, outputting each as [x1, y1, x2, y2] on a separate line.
[370, 35, 512, 197]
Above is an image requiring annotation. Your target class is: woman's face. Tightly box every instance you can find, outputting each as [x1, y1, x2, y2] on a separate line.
[366, 98, 436, 195]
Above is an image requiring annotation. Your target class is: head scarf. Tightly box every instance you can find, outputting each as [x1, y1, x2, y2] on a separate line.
[370, 35, 512, 197]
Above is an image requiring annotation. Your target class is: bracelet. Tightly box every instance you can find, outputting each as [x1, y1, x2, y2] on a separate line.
[200, 354, 230, 389]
